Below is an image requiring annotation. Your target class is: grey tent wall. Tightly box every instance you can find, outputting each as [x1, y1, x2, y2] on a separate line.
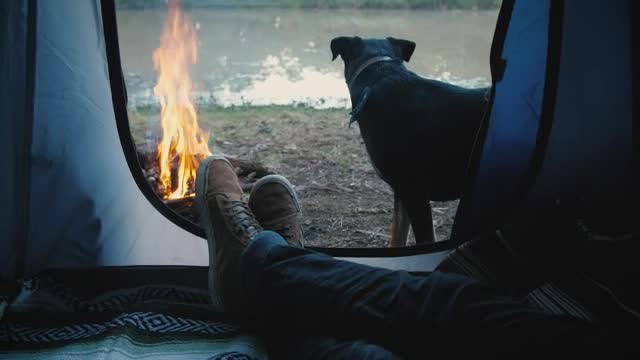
[25, 0, 209, 276]
[0, 0, 33, 279]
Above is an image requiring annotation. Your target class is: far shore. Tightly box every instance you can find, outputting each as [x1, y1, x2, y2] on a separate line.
[116, 0, 501, 11]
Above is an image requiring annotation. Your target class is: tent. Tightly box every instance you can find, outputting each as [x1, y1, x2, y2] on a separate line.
[1, 0, 638, 357]
[452, 0, 638, 241]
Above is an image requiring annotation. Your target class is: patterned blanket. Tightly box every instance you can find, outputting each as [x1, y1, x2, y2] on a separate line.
[0, 267, 267, 359]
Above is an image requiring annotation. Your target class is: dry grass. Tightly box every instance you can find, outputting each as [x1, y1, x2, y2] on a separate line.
[129, 105, 458, 248]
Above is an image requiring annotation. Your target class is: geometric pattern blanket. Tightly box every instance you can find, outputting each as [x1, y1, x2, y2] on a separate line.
[0, 267, 267, 359]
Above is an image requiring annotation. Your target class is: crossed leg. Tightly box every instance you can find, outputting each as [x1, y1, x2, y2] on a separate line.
[196, 156, 621, 358]
[242, 231, 615, 358]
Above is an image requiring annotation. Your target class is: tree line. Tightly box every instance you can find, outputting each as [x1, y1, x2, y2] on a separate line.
[116, 0, 501, 10]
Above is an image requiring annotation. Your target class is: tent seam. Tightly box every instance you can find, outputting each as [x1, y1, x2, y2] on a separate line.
[14, 0, 38, 279]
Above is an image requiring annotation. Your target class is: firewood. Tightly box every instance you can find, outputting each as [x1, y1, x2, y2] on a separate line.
[227, 157, 274, 178]
[135, 145, 273, 210]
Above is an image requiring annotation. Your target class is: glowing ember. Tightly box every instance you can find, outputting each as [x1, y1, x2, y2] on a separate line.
[153, 0, 211, 199]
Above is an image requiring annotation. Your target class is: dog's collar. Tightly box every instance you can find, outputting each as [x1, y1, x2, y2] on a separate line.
[347, 56, 396, 88]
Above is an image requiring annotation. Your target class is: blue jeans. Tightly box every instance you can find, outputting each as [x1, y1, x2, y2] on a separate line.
[242, 231, 620, 358]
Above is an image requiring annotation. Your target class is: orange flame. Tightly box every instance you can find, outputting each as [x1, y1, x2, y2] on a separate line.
[153, 0, 211, 199]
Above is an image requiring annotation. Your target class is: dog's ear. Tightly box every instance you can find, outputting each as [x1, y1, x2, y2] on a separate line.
[387, 37, 416, 62]
[330, 36, 354, 61]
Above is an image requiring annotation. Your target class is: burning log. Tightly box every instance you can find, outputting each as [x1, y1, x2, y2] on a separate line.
[136, 144, 274, 224]
[162, 195, 197, 223]
[137, 145, 273, 195]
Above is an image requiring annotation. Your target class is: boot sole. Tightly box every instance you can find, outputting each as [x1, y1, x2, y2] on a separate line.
[195, 155, 229, 311]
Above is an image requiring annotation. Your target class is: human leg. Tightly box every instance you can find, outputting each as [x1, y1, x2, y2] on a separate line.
[195, 156, 614, 357]
[242, 231, 608, 356]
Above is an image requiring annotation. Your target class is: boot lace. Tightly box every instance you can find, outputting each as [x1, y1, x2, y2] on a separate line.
[222, 199, 262, 238]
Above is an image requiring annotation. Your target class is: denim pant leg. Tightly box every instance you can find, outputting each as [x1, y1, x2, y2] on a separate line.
[242, 231, 609, 356]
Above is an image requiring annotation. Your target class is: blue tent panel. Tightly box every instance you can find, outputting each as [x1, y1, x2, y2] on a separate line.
[523, 0, 634, 233]
[454, 0, 637, 239]
[453, 0, 550, 239]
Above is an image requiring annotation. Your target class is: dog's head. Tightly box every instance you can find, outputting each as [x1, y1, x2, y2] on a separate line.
[330, 36, 416, 80]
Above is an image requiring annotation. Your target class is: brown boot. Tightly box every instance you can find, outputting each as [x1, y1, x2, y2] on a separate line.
[249, 175, 304, 247]
[195, 155, 263, 313]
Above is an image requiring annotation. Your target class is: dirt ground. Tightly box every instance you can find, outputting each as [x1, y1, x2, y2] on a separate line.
[129, 105, 458, 248]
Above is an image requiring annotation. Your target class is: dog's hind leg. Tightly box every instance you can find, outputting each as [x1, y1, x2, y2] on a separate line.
[409, 201, 436, 244]
[425, 201, 438, 242]
[397, 185, 435, 244]
[389, 193, 411, 247]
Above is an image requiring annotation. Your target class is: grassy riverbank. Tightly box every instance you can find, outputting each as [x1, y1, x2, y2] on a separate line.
[129, 105, 458, 247]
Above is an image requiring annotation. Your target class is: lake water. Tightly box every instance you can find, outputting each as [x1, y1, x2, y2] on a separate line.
[116, 8, 498, 109]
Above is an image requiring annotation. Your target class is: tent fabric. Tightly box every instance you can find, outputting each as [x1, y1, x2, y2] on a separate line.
[453, 0, 637, 240]
[452, 0, 551, 239]
[522, 0, 635, 233]
[1, 0, 636, 279]
[0, 1, 30, 279]
[23, 0, 208, 277]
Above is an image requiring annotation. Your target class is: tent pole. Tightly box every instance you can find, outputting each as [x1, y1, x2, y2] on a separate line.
[632, 1, 639, 210]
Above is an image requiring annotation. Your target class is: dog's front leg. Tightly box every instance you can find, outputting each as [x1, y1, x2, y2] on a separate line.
[389, 193, 411, 247]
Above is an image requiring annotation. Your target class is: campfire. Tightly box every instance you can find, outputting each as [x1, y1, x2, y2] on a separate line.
[152, 0, 210, 200]
[137, 0, 272, 222]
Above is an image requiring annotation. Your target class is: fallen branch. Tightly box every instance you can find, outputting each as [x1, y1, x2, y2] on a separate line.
[361, 182, 393, 195]
[333, 183, 355, 193]
[355, 207, 389, 214]
[309, 184, 342, 193]
[309, 181, 356, 193]
[353, 229, 390, 239]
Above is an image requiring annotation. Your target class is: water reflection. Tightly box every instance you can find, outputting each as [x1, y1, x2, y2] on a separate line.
[118, 8, 496, 109]
[211, 49, 350, 108]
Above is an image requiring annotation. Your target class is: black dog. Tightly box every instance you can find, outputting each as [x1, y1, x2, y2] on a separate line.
[331, 36, 488, 246]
